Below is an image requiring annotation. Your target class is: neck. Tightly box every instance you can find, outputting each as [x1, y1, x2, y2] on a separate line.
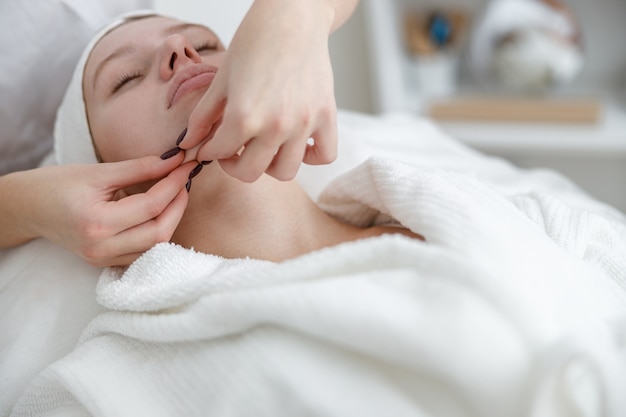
[171, 165, 366, 262]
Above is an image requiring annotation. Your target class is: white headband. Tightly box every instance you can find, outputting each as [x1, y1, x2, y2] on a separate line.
[54, 10, 158, 165]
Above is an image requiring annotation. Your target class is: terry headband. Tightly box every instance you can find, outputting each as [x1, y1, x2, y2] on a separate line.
[54, 10, 158, 165]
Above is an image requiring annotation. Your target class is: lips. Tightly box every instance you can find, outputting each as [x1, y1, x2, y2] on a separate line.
[167, 64, 217, 108]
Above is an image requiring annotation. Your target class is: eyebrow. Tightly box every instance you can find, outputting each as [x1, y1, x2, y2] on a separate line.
[91, 22, 213, 91]
[163, 23, 209, 36]
[92, 45, 137, 90]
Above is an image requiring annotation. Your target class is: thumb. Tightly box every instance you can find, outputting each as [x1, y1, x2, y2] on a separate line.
[181, 78, 226, 150]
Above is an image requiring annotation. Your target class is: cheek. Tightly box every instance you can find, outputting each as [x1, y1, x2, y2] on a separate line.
[91, 100, 167, 162]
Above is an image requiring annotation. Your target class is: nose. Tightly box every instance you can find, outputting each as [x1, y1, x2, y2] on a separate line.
[160, 34, 202, 80]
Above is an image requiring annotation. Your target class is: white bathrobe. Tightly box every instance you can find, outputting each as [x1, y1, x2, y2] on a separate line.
[9, 7, 626, 416]
[11, 155, 626, 417]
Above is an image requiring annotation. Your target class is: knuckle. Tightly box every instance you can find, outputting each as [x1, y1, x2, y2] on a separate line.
[268, 115, 290, 136]
[232, 165, 261, 183]
[227, 106, 258, 136]
[320, 146, 338, 163]
[319, 101, 337, 122]
[85, 258, 104, 268]
[300, 111, 312, 129]
[153, 223, 174, 244]
[239, 172, 260, 183]
[81, 244, 105, 265]
[319, 151, 337, 164]
[76, 214, 105, 242]
[306, 141, 337, 165]
[273, 166, 298, 181]
[146, 202, 164, 219]
[74, 218, 114, 264]
[155, 230, 172, 245]
[189, 110, 214, 133]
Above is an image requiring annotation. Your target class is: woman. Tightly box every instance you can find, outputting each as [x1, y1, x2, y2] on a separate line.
[65, 12, 423, 262]
[14, 15, 626, 416]
[0, 0, 359, 266]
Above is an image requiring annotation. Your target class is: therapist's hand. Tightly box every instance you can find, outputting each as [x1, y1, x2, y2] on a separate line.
[22, 154, 193, 267]
[181, 0, 338, 182]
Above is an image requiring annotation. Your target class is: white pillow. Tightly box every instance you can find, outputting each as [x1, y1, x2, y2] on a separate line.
[0, 0, 151, 175]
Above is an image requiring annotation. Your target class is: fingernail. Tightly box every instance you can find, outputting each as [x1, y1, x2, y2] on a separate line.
[160, 146, 181, 160]
[185, 179, 192, 192]
[176, 128, 188, 146]
[201, 160, 213, 165]
[188, 163, 204, 179]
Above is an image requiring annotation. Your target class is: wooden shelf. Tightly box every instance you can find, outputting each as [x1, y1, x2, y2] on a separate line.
[361, 0, 626, 211]
[430, 96, 626, 156]
[428, 97, 602, 124]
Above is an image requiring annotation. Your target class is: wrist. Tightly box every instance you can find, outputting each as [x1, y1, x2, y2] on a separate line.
[0, 170, 40, 247]
[252, 0, 336, 34]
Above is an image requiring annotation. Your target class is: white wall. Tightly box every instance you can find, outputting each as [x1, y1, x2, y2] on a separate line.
[155, 0, 626, 115]
[156, 1, 625, 211]
[153, 0, 253, 46]
[329, 3, 374, 113]
[153, 0, 374, 113]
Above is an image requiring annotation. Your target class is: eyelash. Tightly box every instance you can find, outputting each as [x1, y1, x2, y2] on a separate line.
[194, 42, 218, 53]
[110, 41, 217, 94]
[112, 71, 142, 94]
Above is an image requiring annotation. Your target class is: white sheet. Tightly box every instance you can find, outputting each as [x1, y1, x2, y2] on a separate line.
[0, 240, 104, 414]
[10, 154, 626, 416]
[3, 111, 626, 416]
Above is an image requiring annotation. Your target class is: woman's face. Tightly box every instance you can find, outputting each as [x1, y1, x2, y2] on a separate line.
[83, 16, 226, 163]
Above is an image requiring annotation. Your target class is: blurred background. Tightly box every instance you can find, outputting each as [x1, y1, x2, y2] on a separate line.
[155, 0, 626, 212]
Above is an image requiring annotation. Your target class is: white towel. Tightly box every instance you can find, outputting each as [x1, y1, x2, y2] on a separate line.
[11, 157, 626, 417]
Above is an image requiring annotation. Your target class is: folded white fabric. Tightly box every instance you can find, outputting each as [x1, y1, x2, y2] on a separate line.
[11, 157, 626, 417]
[53, 10, 157, 166]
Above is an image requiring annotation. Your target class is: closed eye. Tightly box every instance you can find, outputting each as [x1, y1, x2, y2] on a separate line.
[112, 71, 143, 94]
[195, 42, 219, 53]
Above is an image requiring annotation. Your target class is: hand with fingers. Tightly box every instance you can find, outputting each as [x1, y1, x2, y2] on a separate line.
[179, 0, 342, 183]
[12, 154, 194, 267]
